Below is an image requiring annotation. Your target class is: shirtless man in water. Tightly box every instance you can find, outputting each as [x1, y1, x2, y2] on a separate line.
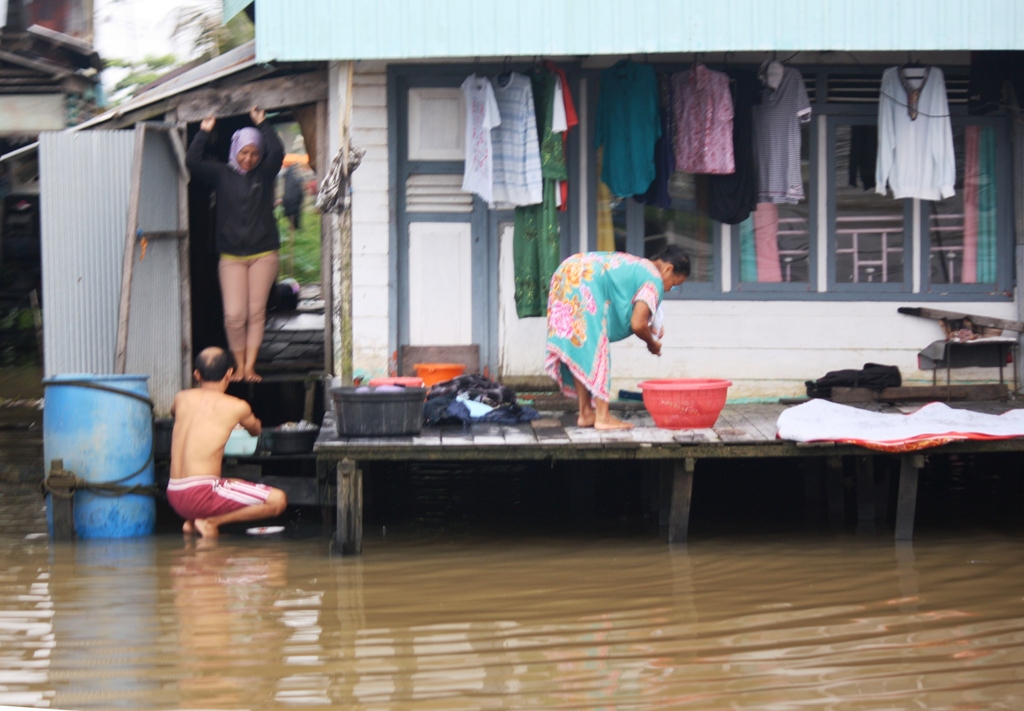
[166, 347, 287, 537]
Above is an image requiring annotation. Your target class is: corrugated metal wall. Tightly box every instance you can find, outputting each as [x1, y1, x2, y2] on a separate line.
[255, 0, 1024, 61]
[39, 130, 135, 378]
[40, 128, 187, 413]
[124, 128, 185, 414]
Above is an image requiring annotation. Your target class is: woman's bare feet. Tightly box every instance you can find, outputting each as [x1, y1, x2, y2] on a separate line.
[193, 519, 219, 538]
[182, 520, 196, 534]
[244, 371, 262, 383]
[594, 414, 634, 430]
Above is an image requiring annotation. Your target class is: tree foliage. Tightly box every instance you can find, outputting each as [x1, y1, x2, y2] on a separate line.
[105, 55, 179, 96]
[172, 1, 254, 61]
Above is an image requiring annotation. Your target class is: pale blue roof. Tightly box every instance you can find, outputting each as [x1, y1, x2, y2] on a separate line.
[250, 0, 1024, 62]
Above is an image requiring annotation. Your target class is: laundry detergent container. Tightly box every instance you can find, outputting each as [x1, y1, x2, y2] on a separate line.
[43, 375, 155, 539]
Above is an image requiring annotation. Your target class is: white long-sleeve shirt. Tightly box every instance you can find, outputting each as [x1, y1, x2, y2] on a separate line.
[875, 66, 955, 201]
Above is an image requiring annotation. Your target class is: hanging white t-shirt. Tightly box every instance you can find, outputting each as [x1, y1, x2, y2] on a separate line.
[875, 66, 955, 201]
[460, 74, 502, 203]
[552, 75, 568, 134]
[490, 72, 543, 208]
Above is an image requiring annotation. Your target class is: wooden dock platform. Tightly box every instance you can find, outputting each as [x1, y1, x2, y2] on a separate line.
[315, 401, 1024, 554]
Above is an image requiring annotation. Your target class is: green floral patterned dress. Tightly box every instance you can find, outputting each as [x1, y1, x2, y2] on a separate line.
[514, 69, 569, 318]
[545, 252, 663, 402]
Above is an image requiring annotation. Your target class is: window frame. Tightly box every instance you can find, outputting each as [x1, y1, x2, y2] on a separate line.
[584, 63, 1013, 302]
[826, 115, 915, 294]
[626, 196, 723, 299]
[729, 117, 819, 295]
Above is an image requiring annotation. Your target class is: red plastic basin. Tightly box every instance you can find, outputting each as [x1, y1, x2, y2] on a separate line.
[637, 379, 732, 429]
[368, 376, 425, 388]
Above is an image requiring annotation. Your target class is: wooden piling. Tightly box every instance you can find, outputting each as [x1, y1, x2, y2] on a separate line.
[669, 458, 696, 543]
[895, 454, 924, 541]
[335, 458, 363, 555]
[47, 459, 75, 541]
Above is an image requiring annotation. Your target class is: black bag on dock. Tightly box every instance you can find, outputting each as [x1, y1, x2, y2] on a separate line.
[805, 363, 902, 399]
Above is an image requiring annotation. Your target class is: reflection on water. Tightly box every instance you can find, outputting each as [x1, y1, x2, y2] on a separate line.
[3, 484, 1024, 709]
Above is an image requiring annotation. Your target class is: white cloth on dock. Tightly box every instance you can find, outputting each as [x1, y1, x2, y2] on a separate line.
[777, 398, 1024, 452]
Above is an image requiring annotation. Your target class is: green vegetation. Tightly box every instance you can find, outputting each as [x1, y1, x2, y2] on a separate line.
[276, 204, 322, 285]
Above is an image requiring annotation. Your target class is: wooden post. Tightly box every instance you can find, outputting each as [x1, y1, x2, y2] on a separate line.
[169, 112, 193, 389]
[317, 457, 333, 541]
[333, 61, 355, 384]
[47, 459, 75, 541]
[335, 458, 363, 555]
[895, 454, 924, 541]
[669, 457, 696, 544]
[317, 98, 333, 375]
[855, 456, 876, 521]
[114, 124, 147, 373]
[825, 455, 844, 524]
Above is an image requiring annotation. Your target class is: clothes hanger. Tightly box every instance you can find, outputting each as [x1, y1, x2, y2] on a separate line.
[497, 56, 512, 85]
[902, 52, 925, 74]
[474, 56, 485, 79]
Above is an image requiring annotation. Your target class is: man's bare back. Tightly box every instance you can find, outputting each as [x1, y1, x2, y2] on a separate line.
[169, 388, 260, 480]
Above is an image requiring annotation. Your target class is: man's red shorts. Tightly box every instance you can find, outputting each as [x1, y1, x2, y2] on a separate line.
[166, 476, 272, 520]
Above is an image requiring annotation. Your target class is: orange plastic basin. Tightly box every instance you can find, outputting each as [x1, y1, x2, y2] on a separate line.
[413, 363, 466, 387]
[637, 379, 732, 429]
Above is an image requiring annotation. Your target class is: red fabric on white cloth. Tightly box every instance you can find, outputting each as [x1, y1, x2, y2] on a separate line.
[776, 399, 1024, 453]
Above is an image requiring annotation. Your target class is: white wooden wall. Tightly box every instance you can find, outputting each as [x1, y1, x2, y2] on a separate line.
[348, 64, 391, 379]
[604, 300, 1019, 399]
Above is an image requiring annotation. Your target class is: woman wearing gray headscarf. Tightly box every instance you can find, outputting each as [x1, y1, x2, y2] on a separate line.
[186, 106, 285, 382]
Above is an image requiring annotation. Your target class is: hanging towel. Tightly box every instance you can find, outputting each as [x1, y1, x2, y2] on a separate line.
[752, 203, 783, 282]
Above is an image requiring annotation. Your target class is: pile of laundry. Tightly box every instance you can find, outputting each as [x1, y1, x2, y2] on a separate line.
[424, 375, 540, 426]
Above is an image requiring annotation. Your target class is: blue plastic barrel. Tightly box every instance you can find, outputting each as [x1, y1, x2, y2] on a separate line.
[43, 374, 155, 539]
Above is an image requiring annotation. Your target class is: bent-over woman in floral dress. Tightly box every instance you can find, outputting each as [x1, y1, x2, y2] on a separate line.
[545, 245, 690, 430]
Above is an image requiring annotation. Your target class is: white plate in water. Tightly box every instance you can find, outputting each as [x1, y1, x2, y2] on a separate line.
[246, 526, 284, 535]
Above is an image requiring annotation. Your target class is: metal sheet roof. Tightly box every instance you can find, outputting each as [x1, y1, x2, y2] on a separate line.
[252, 0, 1024, 61]
[0, 41, 256, 164]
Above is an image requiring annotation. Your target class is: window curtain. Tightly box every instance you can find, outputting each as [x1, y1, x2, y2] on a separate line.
[738, 203, 783, 282]
[963, 125, 997, 283]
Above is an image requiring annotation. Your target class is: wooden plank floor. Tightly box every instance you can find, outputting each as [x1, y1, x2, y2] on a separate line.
[318, 403, 789, 449]
[317, 399, 1024, 459]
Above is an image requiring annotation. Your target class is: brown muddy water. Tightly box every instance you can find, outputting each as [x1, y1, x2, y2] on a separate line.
[3, 461, 1024, 711]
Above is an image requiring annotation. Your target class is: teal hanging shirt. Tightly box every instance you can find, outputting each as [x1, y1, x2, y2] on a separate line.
[594, 60, 661, 197]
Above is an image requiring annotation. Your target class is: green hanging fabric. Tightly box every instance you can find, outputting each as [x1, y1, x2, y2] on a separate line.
[514, 180, 560, 317]
[976, 126, 998, 284]
[514, 70, 567, 318]
[739, 215, 758, 282]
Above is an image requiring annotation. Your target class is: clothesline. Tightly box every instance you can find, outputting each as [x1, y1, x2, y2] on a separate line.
[879, 91, 952, 118]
